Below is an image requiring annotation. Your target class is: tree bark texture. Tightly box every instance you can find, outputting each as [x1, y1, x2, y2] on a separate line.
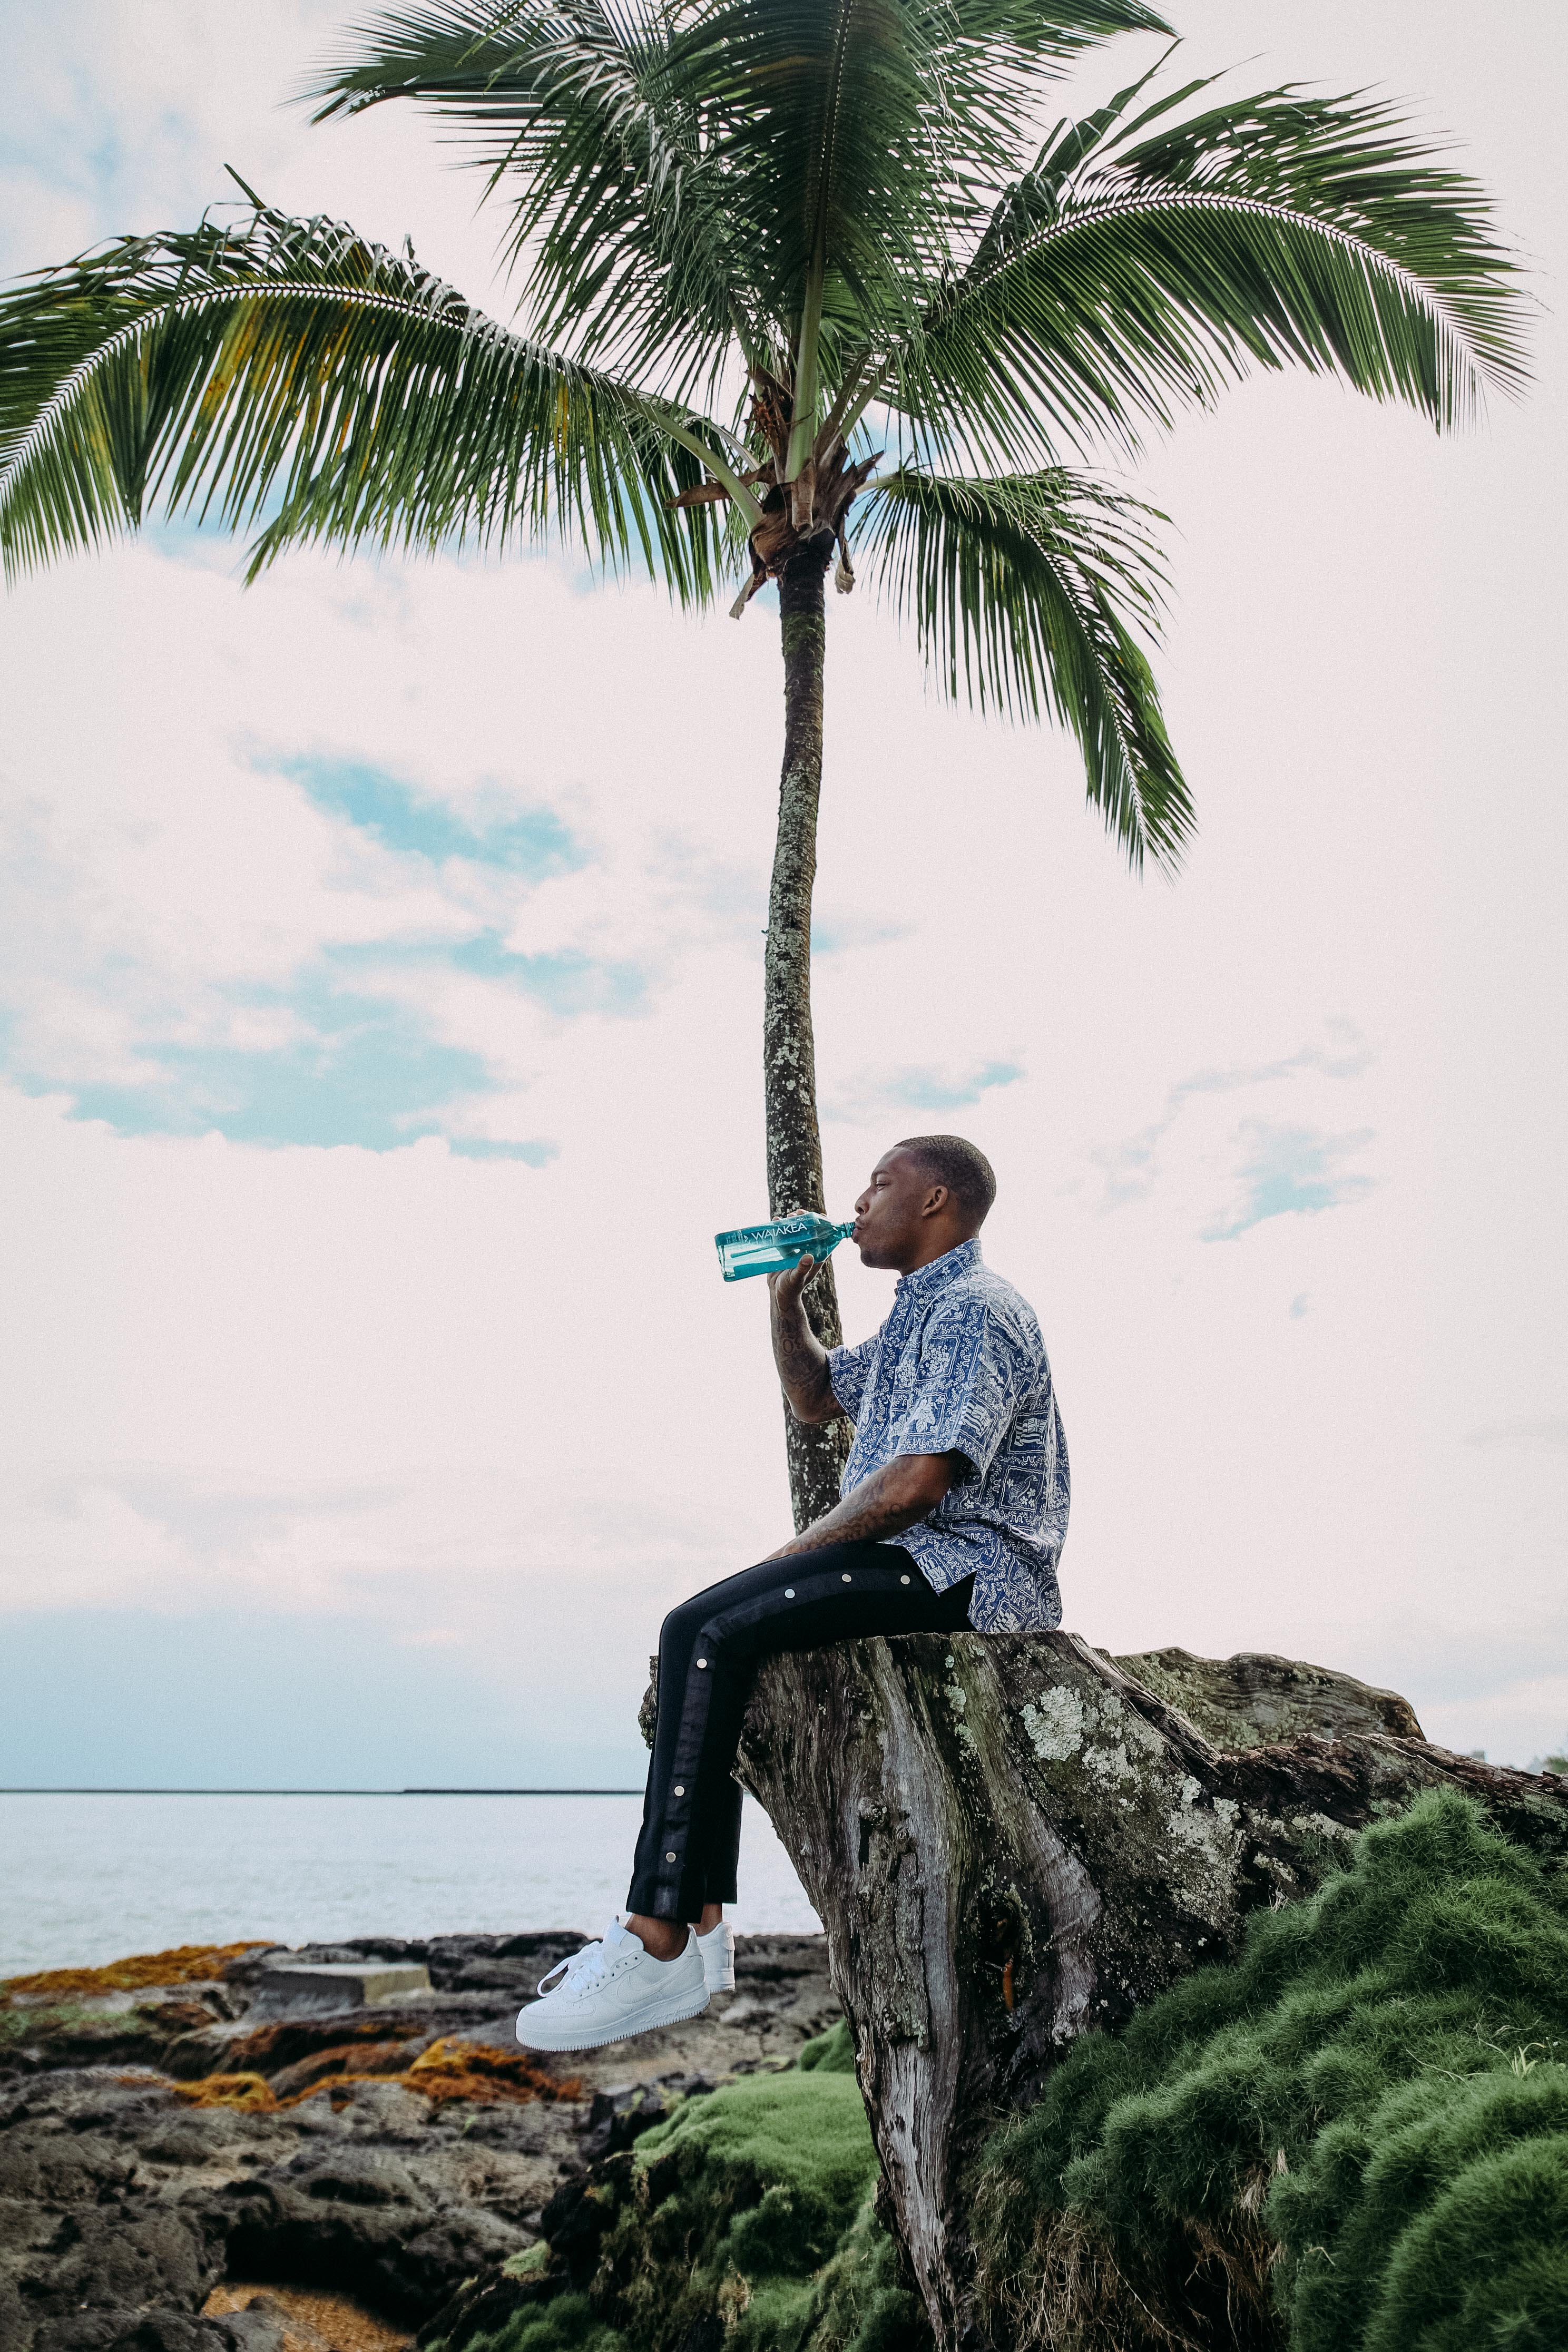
[767, 535, 852, 1530]
[731, 1634, 1568, 2350]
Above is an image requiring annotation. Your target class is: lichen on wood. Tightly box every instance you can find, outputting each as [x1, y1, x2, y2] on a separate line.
[766, 537, 852, 1530]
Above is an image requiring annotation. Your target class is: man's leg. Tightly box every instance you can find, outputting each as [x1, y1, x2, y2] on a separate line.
[626, 1542, 974, 1953]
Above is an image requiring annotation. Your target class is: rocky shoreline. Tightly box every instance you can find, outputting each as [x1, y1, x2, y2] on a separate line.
[0, 1930, 839, 2351]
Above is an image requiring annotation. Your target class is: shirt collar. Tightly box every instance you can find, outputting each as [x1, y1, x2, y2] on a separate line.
[894, 1236, 982, 1304]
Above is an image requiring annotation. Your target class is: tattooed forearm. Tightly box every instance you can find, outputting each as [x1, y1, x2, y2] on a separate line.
[772, 1310, 835, 1421]
[768, 1255, 844, 1425]
[768, 1453, 956, 1556]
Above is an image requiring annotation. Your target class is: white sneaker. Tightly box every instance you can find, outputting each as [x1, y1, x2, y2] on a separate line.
[514, 1920, 709, 2052]
[697, 1919, 736, 1993]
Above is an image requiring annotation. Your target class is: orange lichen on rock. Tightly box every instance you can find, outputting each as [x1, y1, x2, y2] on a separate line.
[174, 2071, 279, 2113]
[203, 2281, 409, 2351]
[266, 2040, 420, 2102]
[172, 2038, 583, 2115]
[207, 2013, 428, 2080]
[401, 2036, 583, 2106]
[3, 1942, 272, 1998]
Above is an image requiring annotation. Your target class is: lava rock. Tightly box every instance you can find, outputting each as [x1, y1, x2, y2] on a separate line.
[2, 1931, 837, 2348]
[581, 2082, 670, 2162]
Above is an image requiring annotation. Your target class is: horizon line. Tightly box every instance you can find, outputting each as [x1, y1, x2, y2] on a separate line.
[0, 1786, 646, 1797]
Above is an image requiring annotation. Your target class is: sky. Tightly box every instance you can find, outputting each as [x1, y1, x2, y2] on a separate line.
[1, 0, 1564, 1789]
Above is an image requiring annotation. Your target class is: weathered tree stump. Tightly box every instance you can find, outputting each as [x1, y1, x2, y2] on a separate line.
[721, 1633, 1568, 2350]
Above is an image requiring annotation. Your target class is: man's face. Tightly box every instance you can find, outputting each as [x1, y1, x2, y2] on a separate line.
[852, 1149, 939, 1270]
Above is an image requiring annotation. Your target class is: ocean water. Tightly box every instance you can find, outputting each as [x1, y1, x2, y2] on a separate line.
[0, 1792, 822, 1980]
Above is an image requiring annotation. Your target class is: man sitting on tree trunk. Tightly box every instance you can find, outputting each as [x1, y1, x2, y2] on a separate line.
[516, 1134, 1070, 2051]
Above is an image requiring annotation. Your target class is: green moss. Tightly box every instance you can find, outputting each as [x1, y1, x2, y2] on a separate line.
[803, 2184, 929, 2352]
[0, 1997, 169, 2063]
[0, 1999, 79, 2053]
[425, 2056, 917, 2352]
[605, 2070, 882, 2351]
[798, 2018, 856, 2075]
[977, 1790, 1568, 2352]
[635, 2067, 875, 2210]
[476, 2292, 625, 2352]
[440, 1790, 1568, 2352]
[502, 2243, 553, 2279]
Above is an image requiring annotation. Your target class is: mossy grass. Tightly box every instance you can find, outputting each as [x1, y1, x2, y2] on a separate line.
[976, 1789, 1568, 2351]
[797, 2018, 856, 2075]
[604, 2069, 884, 2351]
[423, 2047, 922, 2352]
[429, 1791, 1568, 2352]
[0, 1995, 178, 2065]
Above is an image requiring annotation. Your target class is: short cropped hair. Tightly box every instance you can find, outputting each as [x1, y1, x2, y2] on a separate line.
[895, 1134, 997, 1225]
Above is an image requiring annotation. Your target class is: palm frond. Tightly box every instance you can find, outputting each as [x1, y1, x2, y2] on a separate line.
[307, 0, 1171, 421]
[898, 81, 1527, 467]
[0, 197, 736, 595]
[855, 465, 1190, 871]
[307, 0, 751, 401]
[635, 0, 959, 379]
[920, 0, 1170, 66]
[895, 0, 1172, 192]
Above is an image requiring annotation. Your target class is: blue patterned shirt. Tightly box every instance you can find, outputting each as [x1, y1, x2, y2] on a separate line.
[827, 1238, 1068, 1632]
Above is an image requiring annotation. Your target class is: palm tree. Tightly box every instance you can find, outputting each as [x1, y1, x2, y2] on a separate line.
[0, 1, 1523, 1524]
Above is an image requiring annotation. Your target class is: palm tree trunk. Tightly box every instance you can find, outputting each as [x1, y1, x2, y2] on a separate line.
[766, 536, 852, 1529]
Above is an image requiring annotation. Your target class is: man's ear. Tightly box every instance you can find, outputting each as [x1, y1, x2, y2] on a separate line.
[921, 1184, 949, 1219]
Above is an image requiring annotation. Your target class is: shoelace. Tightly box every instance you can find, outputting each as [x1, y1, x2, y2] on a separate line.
[536, 1940, 611, 2000]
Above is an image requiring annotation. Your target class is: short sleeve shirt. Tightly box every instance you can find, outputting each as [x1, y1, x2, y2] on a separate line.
[827, 1238, 1068, 1632]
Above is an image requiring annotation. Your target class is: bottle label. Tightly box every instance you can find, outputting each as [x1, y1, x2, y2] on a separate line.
[723, 1216, 816, 1244]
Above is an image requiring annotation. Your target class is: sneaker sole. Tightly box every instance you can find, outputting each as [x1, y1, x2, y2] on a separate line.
[515, 1986, 711, 2053]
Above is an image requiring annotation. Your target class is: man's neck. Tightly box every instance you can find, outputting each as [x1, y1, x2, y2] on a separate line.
[894, 1230, 975, 1277]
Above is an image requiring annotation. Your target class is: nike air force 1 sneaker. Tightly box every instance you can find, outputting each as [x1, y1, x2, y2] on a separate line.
[696, 1918, 736, 1993]
[514, 1920, 709, 2052]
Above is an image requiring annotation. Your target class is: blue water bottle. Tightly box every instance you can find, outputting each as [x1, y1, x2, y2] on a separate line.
[714, 1212, 856, 1282]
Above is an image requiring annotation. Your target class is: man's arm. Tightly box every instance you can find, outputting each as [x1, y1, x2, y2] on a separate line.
[768, 1253, 846, 1426]
[766, 1451, 960, 1557]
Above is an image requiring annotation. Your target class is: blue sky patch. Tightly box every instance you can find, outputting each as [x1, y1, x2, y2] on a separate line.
[63, 1003, 485, 1151]
[813, 913, 913, 955]
[881, 1060, 1024, 1112]
[1202, 1122, 1375, 1243]
[34, 978, 554, 1157]
[268, 752, 585, 875]
[438, 936, 647, 1016]
[825, 1057, 1024, 1124]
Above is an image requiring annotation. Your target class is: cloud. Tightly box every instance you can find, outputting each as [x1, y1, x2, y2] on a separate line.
[824, 1058, 1024, 1123]
[0, 1607, 656, 1792]
[447, 1136, 557, 1164]
[1200, 1121, 1375, 1243]
[0, 1467, 400, 1618]
[1465, 1417, 1568, 1453]
[1334, 1612, 1568, 1769]
[812, 912, 914, 955]
[44, 983, 496, 1151]
[3, 0, 1563, 1804]
[443, 939, 648, 1015]
[1097, 1023, 1374, 1211]
[0, 723, 655, 1152]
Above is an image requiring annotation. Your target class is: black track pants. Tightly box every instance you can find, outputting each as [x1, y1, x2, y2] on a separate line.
[626, 1541, 975, 1923]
